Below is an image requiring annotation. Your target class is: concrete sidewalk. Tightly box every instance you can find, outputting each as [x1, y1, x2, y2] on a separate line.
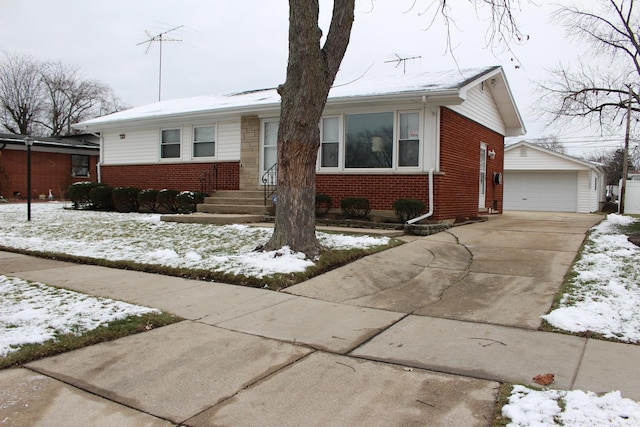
[1, 211, 640, 426]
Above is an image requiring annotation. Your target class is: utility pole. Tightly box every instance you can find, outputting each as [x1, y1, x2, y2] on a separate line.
[620, 86, 632, 214]
[138, 25, 183, 102]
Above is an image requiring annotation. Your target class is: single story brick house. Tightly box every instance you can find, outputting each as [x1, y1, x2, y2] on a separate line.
[0, 133, 99, 200]
[73, 65, 525, 220]
[504, 141, 606, 213]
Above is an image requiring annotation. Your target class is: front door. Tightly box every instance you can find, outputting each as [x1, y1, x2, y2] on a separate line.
[479, 144, 487, 208]
[260, 120, 278, 185]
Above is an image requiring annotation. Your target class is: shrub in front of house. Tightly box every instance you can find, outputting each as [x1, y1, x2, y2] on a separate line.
[393, 198, 426, 222]
[315, 193, 332, 217]
[112, 187, 141, 212]
[88, 185, 114, 211]
[340, 197, 371, 219]
[137, 189, 159, 212]
[68, 182, 104, 209]
[157, 189, 180, 213]
[176, 191, 206, 213]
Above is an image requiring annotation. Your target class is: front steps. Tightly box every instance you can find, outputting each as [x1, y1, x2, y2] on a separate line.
[197, 190, 271, 215]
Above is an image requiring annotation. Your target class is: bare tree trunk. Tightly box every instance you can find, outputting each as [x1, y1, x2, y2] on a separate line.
[264, 0, 354, 258]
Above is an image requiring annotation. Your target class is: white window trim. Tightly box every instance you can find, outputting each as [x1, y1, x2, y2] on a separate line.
[316, 109, 423, 173]
[397, 110, 422, 170]
[192, 124, 217, 159]
[159, 127, 182, 161]
[318, 115, 342, 171]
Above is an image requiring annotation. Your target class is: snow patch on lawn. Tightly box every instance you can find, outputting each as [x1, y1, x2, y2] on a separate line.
[0, 275, 159, 357]
[0, 203, 389, 278]
[542, 214, 640, 343]
[503, 385, 640, 426]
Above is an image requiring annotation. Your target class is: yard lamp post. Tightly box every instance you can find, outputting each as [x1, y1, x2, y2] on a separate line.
[25, 137, 33, 221]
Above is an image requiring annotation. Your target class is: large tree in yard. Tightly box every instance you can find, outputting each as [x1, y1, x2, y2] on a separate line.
[264, 0, 355, 257]
[267, 0, 524, 258]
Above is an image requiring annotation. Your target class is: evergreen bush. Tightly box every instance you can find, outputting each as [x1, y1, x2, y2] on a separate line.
[157, 189, 180, 213]
[340, 197, 371, 219]
[67, 182, 103, 209]
[88, 185, 114, 211]
[393, 198, 426, 222]
[315, 193, 332, 217]
[112, 187, 140, 212]
[138, 189, 159, 212]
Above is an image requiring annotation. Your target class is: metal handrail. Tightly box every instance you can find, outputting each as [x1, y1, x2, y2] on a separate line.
[199, 164, 218, 196]
[261, 163, 277, 206]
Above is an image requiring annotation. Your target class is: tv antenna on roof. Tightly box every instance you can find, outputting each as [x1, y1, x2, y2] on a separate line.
[384, 53, 421, 74]
[137, 25, 183, 101]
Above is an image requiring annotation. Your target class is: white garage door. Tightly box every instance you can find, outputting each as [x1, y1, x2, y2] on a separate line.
[504, 171, 578, 212]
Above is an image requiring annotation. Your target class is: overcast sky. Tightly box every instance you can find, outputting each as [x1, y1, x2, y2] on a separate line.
[0, 0, 629, 156]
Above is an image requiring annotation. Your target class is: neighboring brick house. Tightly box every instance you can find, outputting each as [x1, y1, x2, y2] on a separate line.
[74, 66, 525, 221]
[0, 134, 99, 200]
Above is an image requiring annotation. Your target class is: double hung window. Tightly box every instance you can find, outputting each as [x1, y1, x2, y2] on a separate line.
[398, 112, 420, 167]
[193, 125, 216, 157]
[321, 117, 339, 167]
[161, 128, 181, 159]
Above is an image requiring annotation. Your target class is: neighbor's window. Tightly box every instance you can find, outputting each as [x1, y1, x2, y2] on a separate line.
[345, 112, 393, 168]
[193, 125, 216, 157]
[321, 117, 339, 167]
[398, 112, 420, 167]
[161, 128, 181, 158]
[71, 154, 90, 177]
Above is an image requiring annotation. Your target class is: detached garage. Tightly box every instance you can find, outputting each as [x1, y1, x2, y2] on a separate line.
[504, 141, 606, 213]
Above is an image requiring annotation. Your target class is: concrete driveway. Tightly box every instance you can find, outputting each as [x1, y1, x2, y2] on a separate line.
[286, 211, 603, 329]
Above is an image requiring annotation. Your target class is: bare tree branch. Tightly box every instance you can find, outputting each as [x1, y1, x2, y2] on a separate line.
[541, 0, 640, 135]
[0, 52, 125, 136]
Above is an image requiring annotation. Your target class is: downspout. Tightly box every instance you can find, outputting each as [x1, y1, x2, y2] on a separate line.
[88, 131, 102, 183]
[407, 167, 434, 224]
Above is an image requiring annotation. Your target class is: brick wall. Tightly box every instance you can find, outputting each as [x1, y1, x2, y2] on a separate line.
[316, 174, 431, 212]
[0, 149, 98, 200]
[100, 162, 240, 193]
[437, 107, 504, 219]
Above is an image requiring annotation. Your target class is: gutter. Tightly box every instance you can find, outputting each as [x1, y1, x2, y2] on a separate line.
[406, 167, 435, 224]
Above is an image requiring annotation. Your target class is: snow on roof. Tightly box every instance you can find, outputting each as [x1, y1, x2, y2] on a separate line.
[0, 133, 99, 150]
[75, 66, 500, 128]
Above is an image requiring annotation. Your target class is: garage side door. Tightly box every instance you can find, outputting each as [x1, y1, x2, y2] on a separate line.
[504, 171, 578, 212]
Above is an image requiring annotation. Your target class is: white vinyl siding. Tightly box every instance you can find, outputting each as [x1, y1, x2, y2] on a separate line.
[450, 84, 506, 136]
[100, 120, 242, 165]
[102, 129, 159, 165]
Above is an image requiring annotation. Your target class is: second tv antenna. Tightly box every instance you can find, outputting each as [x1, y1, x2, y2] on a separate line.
[138, 25, 183, 101]
[384, 53, 421, 74]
